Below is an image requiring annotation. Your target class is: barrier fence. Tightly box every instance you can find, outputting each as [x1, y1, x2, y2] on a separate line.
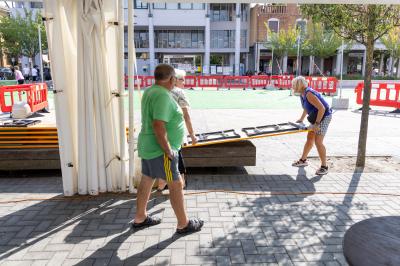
[0, 83, 48, 113]
[124, 75, 338, 94]
[355, 82, 400, 112]
[306, 77, 338, 95]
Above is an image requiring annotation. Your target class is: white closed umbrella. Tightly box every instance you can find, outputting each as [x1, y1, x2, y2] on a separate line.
[43, 0, 128, 195]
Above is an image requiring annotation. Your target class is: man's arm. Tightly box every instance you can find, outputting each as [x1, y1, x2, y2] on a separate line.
[153, 120, 174, 159]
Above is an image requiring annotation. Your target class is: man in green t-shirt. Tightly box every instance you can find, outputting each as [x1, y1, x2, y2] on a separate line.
[132, 64, 204, 234]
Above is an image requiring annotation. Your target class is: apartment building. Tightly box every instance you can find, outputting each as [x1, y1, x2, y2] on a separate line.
[130, 1, 250, 75]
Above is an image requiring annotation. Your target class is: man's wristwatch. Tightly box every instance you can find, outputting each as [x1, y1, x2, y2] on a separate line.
[315, 121, 321, 125]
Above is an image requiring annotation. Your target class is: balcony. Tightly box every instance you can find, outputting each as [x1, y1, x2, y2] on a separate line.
[259, 5, 287, 14]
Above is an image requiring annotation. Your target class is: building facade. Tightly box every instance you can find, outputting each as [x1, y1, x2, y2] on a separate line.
[129, 1, 250, 75]
[249, 4, 397, 77]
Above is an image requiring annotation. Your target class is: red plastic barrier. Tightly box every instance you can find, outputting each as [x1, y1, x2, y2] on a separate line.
[306, 76, 337, 94]
[224, 76, 250, 89]
[250, 75, 270, 89]
[197, 76, 224, 89]
[0, 83, 48, 113]
[274, 75, 294, 89]
[183, 76, 197, 89]
[355, 82, 400, 109]
[125, 75, 146, 89]
[143, 76, 155, 87]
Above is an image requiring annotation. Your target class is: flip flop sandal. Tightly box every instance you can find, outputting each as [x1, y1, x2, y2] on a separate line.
[131, 216, 161, 229]
[176, 218, 204, 234]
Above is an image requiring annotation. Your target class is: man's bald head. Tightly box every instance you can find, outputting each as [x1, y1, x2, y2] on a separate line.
[154, 64, 175, 82]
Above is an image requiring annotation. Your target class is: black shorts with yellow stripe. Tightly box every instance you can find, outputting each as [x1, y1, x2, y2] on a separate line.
[141, 151, 181, 182]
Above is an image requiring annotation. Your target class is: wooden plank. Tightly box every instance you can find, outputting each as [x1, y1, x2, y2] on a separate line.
[0, 145, 59, 149]
[0, 149, 60, 160]
[0, 136, 58, 139]
[182, 140, 255, 158]
[183, 129, 308, 148]
[0, 140, 58, 144]
[0, 160, 61, 170]
[0, 132, 58, 135]
[184, 157, 256, 167]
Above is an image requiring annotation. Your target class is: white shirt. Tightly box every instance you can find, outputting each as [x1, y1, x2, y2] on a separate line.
[171, 87, 190, 109]
[23, 67, 30, 75]
[31, 68, 38, 76]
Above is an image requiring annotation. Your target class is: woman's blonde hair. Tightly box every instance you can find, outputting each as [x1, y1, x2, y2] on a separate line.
[292, 76, 308, 93]
[174, 69, 186, 79]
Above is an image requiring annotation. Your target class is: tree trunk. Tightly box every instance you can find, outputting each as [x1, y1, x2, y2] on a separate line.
[309, 55, 314, 75]
[397, 58, 400, 78]
[320, 57, 324, 75]
[356, 7, 375, 169]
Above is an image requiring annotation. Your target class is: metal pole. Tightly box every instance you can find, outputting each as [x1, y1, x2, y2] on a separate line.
[271, 47, 274, 75]
[340, 39, 344, 98]
[296, 35, 300, 76]
[118, 0, 127, 191]
[128, 0, 136, 193]
[38, 26, 44, 82]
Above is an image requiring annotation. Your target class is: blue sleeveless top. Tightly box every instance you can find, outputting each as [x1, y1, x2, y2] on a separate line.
[300, 87, 332, 117]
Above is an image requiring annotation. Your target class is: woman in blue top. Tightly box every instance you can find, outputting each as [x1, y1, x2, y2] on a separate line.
[291, 76, 332, 175]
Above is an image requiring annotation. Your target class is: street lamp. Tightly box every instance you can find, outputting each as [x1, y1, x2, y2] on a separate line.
[296, 35, 301, 76]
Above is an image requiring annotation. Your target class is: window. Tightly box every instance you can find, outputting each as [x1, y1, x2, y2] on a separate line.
[241, 30, 247, 48]
[179, 3, 192, 9]
[210, 4, 235, 22]
[211, 30, 236, 48]
[30, 2, 43, 8]
[192, 4, 205, 10]
[296, 19, 307, 36]
[155, 30, 204, 49]
[153, 3, 166, 9]
[241, 4, 248, 22]
[166, 3, 178, 9]
[268, 19, 279, 33]
[134, 0, 148, 9]
[134, 30, 149, 48]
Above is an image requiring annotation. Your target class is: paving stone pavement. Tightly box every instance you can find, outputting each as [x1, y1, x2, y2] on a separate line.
[1, 169, 399, 266]
[1, 106, 400, 265]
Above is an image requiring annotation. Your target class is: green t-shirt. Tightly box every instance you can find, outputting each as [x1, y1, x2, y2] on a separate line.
[138, 84, 185, 159]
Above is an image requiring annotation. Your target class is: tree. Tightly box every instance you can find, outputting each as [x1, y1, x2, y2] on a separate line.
[303, 23, 342, 75]
[301, 5, 400, 168]
[0, 9, 47, 66]
[264, 24, 299, 74]
[381, 27, 400, 77]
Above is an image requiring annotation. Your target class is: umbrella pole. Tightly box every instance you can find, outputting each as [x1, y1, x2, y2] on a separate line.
[128, 0, 136, 193]
[118, 0, 127, 191]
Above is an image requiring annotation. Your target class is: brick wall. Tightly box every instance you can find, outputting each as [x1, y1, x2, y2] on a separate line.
[250, 4, 303, 45]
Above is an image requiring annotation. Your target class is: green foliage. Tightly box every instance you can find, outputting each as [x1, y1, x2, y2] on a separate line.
[302, 23, 342, 59]
[264, 23, 299, 57]
[0, 9, 47, 62]
[300, 5, 400, 44]
[381, 27, 400, 58]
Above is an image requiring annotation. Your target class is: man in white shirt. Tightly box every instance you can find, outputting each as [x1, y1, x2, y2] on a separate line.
[22, 65, 30, 80]
[31, 67, 38, 82]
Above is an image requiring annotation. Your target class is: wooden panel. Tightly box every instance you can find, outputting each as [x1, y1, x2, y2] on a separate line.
[0, 149, 60, 160]
[182, 140, 256, 167]
[182, 140, 256, 158]
[0, 160, 61, 170]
